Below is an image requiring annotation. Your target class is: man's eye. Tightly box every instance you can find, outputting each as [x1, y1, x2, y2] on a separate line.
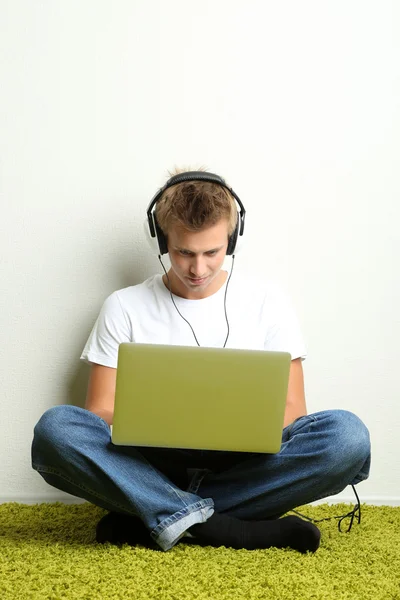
[207, 251, 217, 256]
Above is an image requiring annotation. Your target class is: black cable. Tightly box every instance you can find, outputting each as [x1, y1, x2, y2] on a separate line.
[158, 254, 235, 348]
[222, 256, 235, 347]
[289, 484, 361, 533]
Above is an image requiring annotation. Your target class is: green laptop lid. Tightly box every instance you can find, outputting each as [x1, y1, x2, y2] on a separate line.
[112, 343, 291, 454]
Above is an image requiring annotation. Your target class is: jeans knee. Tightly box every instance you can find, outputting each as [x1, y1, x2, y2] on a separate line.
[32, 405, 83, 464]
[324, 409, 371, 473]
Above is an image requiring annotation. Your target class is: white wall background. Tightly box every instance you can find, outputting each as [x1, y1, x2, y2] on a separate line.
[0, 0, 399, 505]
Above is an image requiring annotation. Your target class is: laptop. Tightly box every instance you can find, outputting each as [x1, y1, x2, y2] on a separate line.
[111, 343, 291, 454]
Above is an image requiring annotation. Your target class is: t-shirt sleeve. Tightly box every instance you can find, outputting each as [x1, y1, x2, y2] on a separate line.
[80, 291, 132, 368]
[263, 282, 307, 361]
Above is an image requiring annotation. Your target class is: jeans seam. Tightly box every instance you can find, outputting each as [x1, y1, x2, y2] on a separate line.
[32, 463, 138, 516]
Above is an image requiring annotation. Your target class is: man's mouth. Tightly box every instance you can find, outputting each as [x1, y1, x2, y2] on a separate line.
[188, 276, 208, 285]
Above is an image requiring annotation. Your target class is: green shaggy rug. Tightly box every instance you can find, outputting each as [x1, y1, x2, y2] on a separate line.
[0, 502, 399, 599]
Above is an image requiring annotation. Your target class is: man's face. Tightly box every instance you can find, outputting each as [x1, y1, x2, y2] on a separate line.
[166, 218, 230, 299]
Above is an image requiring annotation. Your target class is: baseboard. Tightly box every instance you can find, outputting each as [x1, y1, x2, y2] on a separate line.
[0, 494, 87, 505]
[312, 495, 400, 507]
[1, 494, 400, 506]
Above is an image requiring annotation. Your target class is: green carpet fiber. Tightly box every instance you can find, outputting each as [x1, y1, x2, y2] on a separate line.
[0, 502, 399, 600]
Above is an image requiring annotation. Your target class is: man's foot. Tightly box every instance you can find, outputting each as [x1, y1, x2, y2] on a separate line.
[96, 512, 160, 550]
[188, 513, 321, 553]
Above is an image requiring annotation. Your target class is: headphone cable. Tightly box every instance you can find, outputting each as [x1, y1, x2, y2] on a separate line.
[158, 254, 235, 348]
[289, 484, 361, 533]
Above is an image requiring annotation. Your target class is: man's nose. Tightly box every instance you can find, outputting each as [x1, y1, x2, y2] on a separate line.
[190, 256, 206, 276]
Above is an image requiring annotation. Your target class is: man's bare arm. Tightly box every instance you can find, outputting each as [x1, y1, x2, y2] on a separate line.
[283, 358, 307, 428]
[85, 364, 117, 426]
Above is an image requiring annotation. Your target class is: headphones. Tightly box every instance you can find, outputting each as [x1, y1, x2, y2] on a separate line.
[145, 171, 246, 256]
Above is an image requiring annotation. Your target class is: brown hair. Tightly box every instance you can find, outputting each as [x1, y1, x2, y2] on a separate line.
[155, 166, 237, 236]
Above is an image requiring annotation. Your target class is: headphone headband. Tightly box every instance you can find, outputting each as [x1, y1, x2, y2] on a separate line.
[146, 171, 246, 255]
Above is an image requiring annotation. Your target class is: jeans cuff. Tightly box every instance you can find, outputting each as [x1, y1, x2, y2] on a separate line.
[151, 499, 214, 551]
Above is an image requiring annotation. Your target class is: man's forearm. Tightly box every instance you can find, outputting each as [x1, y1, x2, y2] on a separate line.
[283, 402, 307, 429]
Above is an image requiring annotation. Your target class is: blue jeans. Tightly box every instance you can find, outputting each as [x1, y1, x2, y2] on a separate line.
[31, 405, 371, 551]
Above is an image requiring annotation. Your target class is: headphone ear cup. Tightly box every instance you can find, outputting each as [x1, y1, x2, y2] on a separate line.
[143, 219, 161, 255]
[154, 214, 168, 255]
[226, 219, 239, 255]
[231, 231, 243, 255]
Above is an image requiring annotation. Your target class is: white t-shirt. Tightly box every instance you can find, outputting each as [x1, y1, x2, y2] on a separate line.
[80, 271, 307, 368]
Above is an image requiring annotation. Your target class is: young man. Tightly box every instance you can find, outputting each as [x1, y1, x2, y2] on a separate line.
[31, 169, 371, 553]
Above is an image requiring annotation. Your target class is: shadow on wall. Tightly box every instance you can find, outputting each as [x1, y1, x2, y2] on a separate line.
[68, 363, 89, 410]
[65, 259, 154, 411]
